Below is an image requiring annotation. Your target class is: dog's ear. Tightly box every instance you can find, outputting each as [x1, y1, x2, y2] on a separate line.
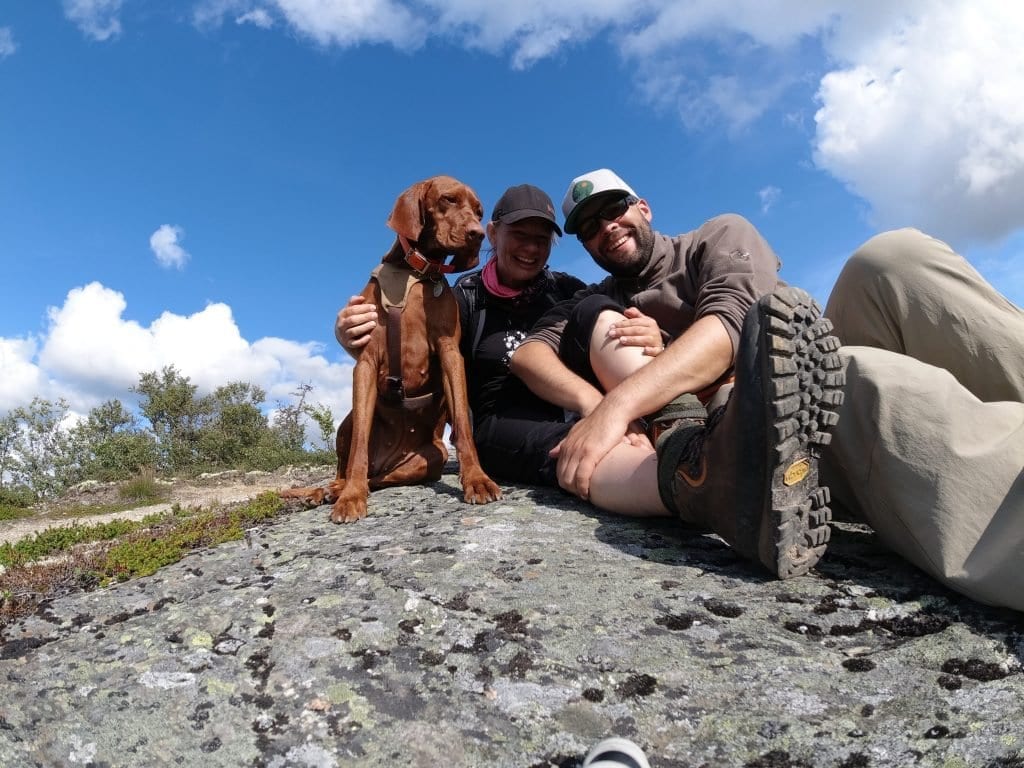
[386, 180, 427, 241]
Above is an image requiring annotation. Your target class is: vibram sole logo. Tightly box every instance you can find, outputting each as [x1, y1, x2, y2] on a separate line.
[783, 458, 810, 486]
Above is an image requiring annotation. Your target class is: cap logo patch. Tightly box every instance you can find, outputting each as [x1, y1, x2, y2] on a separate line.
[572, 180, 594, 203]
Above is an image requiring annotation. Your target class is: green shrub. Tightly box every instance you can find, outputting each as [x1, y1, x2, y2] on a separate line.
[236, 491, 286, 523]
[0, 504, 33, 522]
[0, 485, 34, 508]
[0, 519, 141, 567]
[118, 470, 167, 504]
[97, 492, 285, 582]
[102, 536, 185, 581]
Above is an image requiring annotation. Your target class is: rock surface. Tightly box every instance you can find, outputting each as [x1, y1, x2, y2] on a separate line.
[1, 464, 1021, 767]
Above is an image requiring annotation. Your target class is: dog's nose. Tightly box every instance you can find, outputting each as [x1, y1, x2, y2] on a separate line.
[467, 226, 484, 243]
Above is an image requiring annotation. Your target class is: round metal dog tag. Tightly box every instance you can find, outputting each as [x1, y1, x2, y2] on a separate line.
[433, 281, 443, 297]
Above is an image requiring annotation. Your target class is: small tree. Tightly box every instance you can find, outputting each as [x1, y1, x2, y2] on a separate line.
[0, 411, 19, 490]
[271, 383, 311, 452]
[133, 366, 211, 473]
[68, 399, 158, 482]
[271, 383, 336, 452]
[5, 397, 74, 499]
[197, 381, 269, 469]
[305, 402, 336, 450]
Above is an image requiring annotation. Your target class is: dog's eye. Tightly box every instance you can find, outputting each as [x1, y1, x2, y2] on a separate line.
[440, 194, 457, 205]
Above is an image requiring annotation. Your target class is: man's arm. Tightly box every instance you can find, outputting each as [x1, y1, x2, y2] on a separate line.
[551, 314, 733, 500]
[602, 314, 733, 422]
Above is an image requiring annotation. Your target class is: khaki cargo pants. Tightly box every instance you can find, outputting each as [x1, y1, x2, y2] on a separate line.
[822, 228, 1024, 611]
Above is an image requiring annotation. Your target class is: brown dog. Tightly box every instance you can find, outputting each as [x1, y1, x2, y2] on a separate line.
[284, 176, 502, 522]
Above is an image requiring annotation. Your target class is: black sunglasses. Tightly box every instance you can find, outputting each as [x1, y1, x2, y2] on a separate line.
[576, 195, 639, 242]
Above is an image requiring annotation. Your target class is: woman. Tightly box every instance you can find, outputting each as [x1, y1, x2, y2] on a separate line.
[336, 184, 666, 509]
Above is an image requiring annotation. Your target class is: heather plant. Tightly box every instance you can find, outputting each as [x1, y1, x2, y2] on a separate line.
[0, 492, 288, 625]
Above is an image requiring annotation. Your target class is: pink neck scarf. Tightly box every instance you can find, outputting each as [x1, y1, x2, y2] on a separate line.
[481, 256, 522, 298]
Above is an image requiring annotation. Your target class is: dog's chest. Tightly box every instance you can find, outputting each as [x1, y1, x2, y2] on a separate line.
[368, 265, 451, 397]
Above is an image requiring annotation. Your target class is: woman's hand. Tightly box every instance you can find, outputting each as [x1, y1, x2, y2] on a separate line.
[335, 295, 378, 357]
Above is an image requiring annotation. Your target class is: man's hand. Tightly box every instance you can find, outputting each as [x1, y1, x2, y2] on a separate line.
[549, 402, 633, 501]
[335, 295, 378, 358]
[606, 307, 665, 356]
[624, 419, 654, 449]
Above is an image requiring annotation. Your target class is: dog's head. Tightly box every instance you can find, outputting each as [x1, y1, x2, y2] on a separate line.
[385, 175, 485, 272]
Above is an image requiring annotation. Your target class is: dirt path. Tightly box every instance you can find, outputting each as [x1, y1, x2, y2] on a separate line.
[0, 467, 333, 546]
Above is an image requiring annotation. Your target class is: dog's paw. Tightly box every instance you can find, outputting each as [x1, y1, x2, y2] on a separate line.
[279, 486, 327, 509]
[462, 472, 503, 504]
[323, 480, 344, 505]
[330, 496, 368, 523]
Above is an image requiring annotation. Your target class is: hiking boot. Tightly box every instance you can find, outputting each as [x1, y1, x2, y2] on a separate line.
[656, 286, 845, 578]
[645, 392, 707, 444]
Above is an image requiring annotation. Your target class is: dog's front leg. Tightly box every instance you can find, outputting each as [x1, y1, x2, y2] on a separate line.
[438, 337, 502, 504]
[332, 355, 377, 522]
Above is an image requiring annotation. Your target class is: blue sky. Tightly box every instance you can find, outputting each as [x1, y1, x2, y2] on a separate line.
[2, 1, 1022, 426]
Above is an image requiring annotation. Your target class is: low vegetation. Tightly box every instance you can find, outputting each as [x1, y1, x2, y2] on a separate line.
[0, 504, 33, 522]
[0, 492, 289, 627]
[33, 471, 174, 522]
[0, 486, 35, 522]
[117, 470, 167, 504]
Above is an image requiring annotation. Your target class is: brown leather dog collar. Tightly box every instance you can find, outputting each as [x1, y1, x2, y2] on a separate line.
[398, 235, 454, 278]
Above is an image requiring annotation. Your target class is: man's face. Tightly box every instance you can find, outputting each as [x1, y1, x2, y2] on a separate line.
[576, 195, 655, 278]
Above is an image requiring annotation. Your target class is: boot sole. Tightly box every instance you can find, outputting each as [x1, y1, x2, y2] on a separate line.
[755, 287, 844, 577]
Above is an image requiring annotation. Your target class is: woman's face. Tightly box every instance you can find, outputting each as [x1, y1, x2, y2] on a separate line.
[487, 217, 557, 289]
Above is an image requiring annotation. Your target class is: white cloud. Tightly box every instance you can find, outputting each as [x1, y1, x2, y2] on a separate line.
[63, 0, 123, 42]
[188, 1, 1024, 245]
[237, 9, 274, 28]
[194, 0, 427, 48]
[192, 0, 242, 29]
[617, 1, 838, 53]
[423, 0, 589, 69]
[0, 27, 16, 58]
[276, 0, 427, 47]
[0, 338, 46, 413]
[429, 0, 1024, 244]
[759, 186, 781, 215]
[812, 1, 1024, 244]
[0, 283, 352, 429]
[150, 224, 190, 270]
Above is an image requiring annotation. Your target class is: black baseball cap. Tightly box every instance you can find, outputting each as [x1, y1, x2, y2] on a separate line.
[491, 184, 563, 236]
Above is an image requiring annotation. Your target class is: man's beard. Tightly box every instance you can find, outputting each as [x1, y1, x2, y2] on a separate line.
[592, 217, 656, 278]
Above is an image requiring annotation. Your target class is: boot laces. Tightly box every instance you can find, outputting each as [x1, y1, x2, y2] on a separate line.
[679, 404, 726, 474]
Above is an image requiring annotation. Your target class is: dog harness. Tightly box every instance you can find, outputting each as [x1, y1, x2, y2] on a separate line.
[370, 263, 443, 411]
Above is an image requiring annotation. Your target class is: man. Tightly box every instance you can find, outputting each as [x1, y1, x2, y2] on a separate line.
[513, 168, 1024, 612]
[511, 168, 844, 580]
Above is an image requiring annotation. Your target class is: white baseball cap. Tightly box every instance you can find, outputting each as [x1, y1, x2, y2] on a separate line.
[561, 168, 637, 235]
